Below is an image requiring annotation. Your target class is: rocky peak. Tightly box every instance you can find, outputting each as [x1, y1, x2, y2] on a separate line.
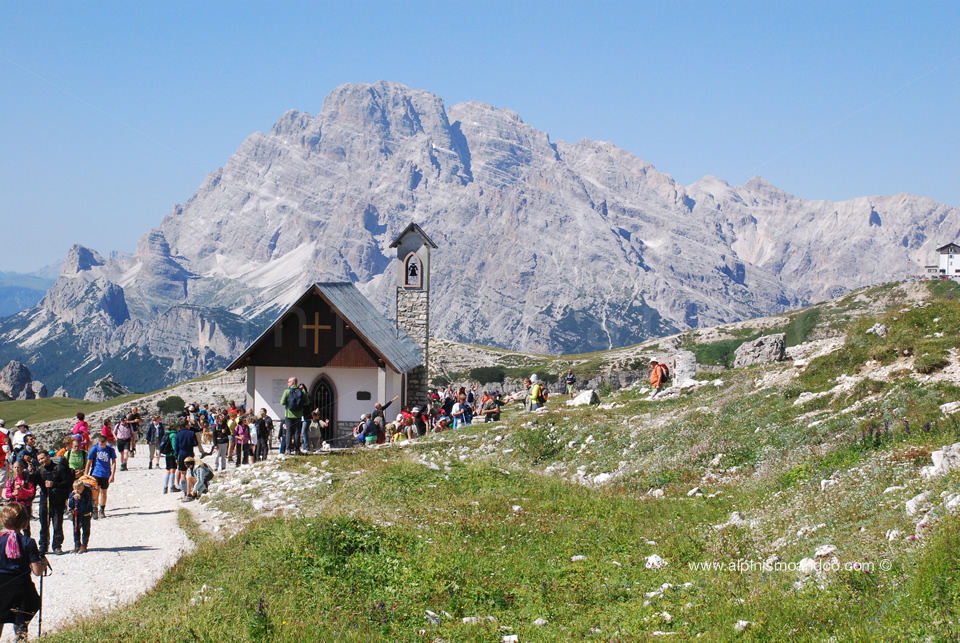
[62, 245, 105, 276]
[83, 373, 132, 402]
[0, 360, 45, 400]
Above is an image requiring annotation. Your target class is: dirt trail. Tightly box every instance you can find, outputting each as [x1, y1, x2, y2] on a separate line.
[1, 451, 193, 642]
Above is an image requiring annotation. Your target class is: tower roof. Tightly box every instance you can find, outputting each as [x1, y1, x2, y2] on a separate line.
[389, 222, 438, 249]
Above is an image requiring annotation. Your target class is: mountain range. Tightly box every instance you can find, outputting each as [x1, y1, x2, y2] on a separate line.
[2, 80, 958, 397]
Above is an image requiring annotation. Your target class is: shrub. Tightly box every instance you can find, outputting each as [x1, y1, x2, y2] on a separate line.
[914, 352, 949, 374]
[157, 395, 185, 415]
[468, 366, 505, 384]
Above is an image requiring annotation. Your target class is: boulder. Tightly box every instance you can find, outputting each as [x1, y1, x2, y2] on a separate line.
[920, 442, 960, 481]
[566, 389, 600, 406]
[52, 387, 69, 398]
[733, 333, 786, 369]
[83, 373, 132, 402]
[673, 350, 697, 385]
[29, 381, 47, 399]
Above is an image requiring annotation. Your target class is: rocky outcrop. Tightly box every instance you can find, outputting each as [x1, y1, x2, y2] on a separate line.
[0, 361, 46, 400]
[673, 350, 697, 385]
[84, 373, 132, 402]
[52, 386, 69, 398]
[733, 334, 787, 369]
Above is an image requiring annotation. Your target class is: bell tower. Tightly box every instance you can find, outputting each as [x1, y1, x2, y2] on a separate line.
[390, 223, 437, 407]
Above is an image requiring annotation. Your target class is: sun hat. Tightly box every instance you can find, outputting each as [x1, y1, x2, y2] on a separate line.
[530, 374, 539, 383]
[15, 420, 27, 428]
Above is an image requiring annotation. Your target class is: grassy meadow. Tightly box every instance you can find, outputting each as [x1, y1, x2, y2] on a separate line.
[41, 281, 960, 641]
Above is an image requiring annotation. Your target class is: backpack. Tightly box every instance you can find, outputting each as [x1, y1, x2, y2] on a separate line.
[285, 386, 304, 411]
[658, 363, 671, 382]
[159, 430, 175, 456]
[532, 383, 547, 404]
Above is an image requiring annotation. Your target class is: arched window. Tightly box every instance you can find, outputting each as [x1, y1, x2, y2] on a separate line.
[404, 252, 422, 288]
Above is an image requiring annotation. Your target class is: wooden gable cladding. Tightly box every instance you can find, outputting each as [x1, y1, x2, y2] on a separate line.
[242, 296, 381, 369]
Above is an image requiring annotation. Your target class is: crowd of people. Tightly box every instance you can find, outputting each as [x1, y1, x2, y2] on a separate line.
[0, 366, 591, 639]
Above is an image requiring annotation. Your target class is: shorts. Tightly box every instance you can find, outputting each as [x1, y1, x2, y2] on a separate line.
[117, 438, 131, 453]
[94, 475, 110, 491]
[177, 455, 191, 471]
[165, 454, 177, 470]
[364, 435, 376, 444]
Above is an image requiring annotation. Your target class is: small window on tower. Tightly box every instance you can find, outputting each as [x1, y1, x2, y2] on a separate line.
[404, 252, 422, 288]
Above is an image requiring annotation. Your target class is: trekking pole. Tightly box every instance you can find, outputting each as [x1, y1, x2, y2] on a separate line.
[38, 557, 51, 637]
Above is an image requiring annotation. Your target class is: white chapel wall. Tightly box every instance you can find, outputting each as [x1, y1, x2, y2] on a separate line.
[251, 365, 403, 427]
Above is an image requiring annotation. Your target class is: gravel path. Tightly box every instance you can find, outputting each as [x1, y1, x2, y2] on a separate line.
[1, 451, 194, 642]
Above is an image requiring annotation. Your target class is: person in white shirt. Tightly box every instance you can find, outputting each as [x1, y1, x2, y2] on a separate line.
[11, 421, 31, 450]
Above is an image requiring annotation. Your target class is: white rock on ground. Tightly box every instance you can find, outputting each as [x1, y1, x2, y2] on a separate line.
[919, 442, 960, 480]
[906, 491, 932, 516]
[566, 389, 601, 406]
[646, 554, 668, 569]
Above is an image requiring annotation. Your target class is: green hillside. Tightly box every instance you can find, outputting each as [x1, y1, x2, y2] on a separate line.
[46, 281, 960, 641]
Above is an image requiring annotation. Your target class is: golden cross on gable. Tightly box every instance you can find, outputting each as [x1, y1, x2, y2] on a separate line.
[302, 312, 332, 355]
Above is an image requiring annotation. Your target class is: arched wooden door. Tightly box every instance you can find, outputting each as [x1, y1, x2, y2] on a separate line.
[311, 376, 336, 440]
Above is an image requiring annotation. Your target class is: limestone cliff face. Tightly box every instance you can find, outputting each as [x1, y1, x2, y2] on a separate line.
[3, 81, 958, 394]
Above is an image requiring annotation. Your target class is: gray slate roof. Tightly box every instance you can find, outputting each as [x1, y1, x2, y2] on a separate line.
[227, 282, 422, 374]
[317, 282, 422, 373]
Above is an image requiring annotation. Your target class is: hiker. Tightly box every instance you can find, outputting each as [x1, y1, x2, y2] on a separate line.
[66, 437, 87, 477]
[529, 375, 546, 411]
[72, 412, 90, 449]
[100, 417, 117, 448]
[128, 406, 143, 439]
[0, 503, 47, 641]
[14, 434, 40, 469]
[649, 359, 666, 397]
[55, 435, 74, 458]
[255, 409, 271, 461]
[145, 415, 163, 470]
[193, 459, 214, 496]
[360, 414, 378, 446]
[480, 391, 504, 422]
[181, 457, 197, 500]
[0, 419, 9, 489]
[84, 434, 116, 519]
[10, 421, 31, 451]
[451, 395, 468, 429]
[371, 395, 400, 426]
[160, 422, 179, 493]
[68, 479, 93, 553]
[307, 411, 329, 451]
[212, 414, 231, 471]
[3, 461, 36, 537]
[566, 369, 577, 398]
[175, 420, 200, 497]
[280, 377, 309, 455]
[115, 417, 136, 471]
[235, 416, 252, 466]
[297, 384, 312, 454]
[32, 451, 72, 556]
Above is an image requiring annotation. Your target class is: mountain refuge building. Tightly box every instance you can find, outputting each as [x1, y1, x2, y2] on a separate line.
[925, 243, 960, 278]
[227, 224, 436, 443]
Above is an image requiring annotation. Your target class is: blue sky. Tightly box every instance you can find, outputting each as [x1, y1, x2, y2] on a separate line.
[1, 1, 957, 272]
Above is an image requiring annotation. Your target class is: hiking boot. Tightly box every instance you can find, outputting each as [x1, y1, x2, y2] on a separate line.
[172, 486, 181, 492]
[92, 510, 99, 520]
[99, 507, 106, 519]
[148, 463, 153, 470]
[53, 548, 63, 555]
